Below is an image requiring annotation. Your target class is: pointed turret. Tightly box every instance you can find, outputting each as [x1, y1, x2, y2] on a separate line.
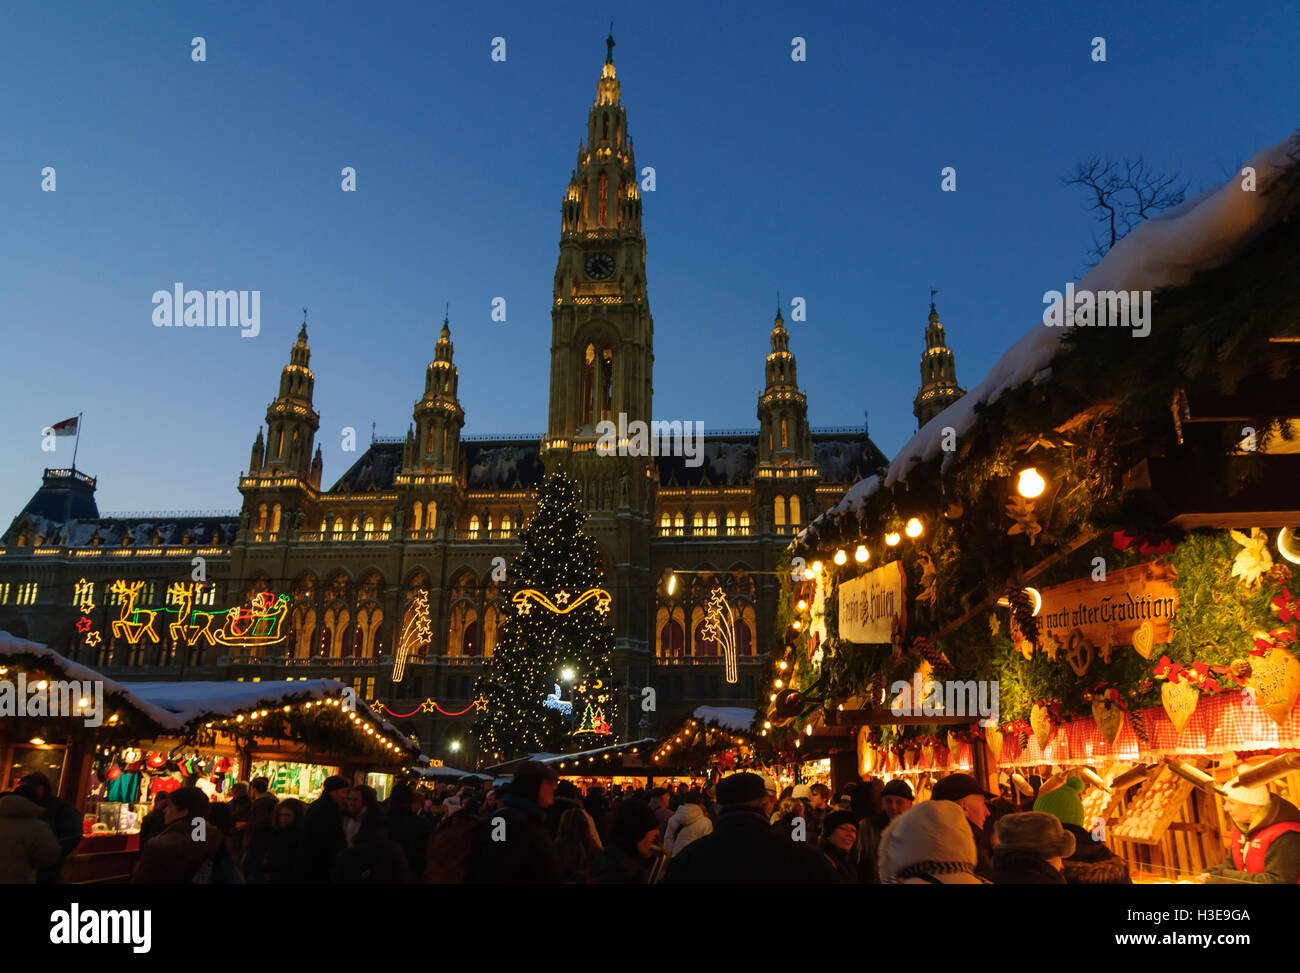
[757, 304, 810, 466]
[913, 300, 966, 428]
[406, 311, 465, 473]
[262, 313, 320, 475]
[249, 427, 265, 474]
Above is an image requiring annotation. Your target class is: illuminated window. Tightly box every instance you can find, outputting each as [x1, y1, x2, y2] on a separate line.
[740, 510, 750, 533]
[0, 583, 8, 604]
[427, 501, 437, 530]
[774, 496, 786, 527]
[789, 495, 801, 526]
[382, 515, 392, 533]
[364, 516, 375, 540]
[332, 518, 342, 539]
[500, 515, 512, 536]
[469, 516, 480, 539]
[256, 504, 268, 532]
[412, 502, 422, 532]
[271, 504, 281, 534]
[598, 172, 608, 224]
[725, 511, 736, 535]
[692, 512, 703, 534]
[660, 512, 671, 532]
[781, 418, 788, 449]
[673, 512, 685, 535]
[706, 511, 718, 535]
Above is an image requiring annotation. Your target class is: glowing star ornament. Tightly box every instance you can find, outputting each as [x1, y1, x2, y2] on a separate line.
[393, 589, 431, 683]
[701, 588, 739, 684]
[75, 616, 92, 634]
[84, 630, 101, 648]
[511, 587, 611, 616]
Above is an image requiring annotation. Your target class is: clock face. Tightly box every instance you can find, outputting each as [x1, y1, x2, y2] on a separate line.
[584, 253, 615, 280]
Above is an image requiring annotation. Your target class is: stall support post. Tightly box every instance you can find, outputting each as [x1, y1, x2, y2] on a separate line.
[830, 751, 857, 794]
[974, 739, 996, 798]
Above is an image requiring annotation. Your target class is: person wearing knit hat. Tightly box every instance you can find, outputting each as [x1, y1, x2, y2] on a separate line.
[818, 809, 861, 882]
[989, 811, 1074, 884]
[931, 773, 995, 878]
[1201, 771, 1300, 885]
[877, 800, 986, 883]
[1033, 777, 1130, 884]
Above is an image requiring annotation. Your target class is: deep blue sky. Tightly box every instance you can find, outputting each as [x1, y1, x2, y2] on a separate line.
[1, 1, 1295, 519]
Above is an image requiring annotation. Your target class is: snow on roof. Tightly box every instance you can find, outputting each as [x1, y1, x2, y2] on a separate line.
[412, 764, 489, 780]
[0, 630, 178, 727]
[692, 706, 755, 733]
[0, 631, 416, 750]
[124, 680, 417, 749]
[887, 131, 1300, 490]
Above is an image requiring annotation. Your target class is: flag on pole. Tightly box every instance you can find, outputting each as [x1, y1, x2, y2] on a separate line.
[51, 416, 79, 436]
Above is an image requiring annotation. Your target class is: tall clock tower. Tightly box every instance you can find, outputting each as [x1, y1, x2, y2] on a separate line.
[544, 32, 654, 701]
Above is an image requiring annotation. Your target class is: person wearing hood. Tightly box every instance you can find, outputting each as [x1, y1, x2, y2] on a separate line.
[1201, 776, 1300, 885]
[0, 787, 62, 884]
[18, 773, 82, 884]
[878, 799, 987, 884]
[469, 761, 562, 883]
[1033, 776, 1130, 884]
[990, 812, 1074, 884]
[663, 789, 713, 857]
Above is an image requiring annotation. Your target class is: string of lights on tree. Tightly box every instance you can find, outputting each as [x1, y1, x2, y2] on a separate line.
[471, 471, 618, 761]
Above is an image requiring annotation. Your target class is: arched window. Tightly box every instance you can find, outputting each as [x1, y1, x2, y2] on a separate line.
[706, 511, 718, 535]
[692, 512, 703, 534]
[382, 515, 392, 534]
[500, 515, 512, 536]
[673, 512, 685, 535]
[485, 514, 493, 535]
[291, 606, 316, 658]
[468, 515, 480, 539]
[319, 517, 327, 534]
[774, 496, 786, 527]
[598, 171, 608, 224]
[789, 495, 801, 526]
[781, 418, 788, 448]
[658, 611, 685, 657]
[739, 510, 750, 534]
[600, 347, 613, 421]
[725, 511, 737, 536]
[363, 516, 375, 540]
[270, 504, 281, 534]
[660, 512, 671, 533]
[332, 517, 342, 539]
[693, 619, 718, 657]
[350, 516, 360, 536]
[256, 504, 267, 532]
[427, 501, 437, 530]
[582, 343, 597, 427]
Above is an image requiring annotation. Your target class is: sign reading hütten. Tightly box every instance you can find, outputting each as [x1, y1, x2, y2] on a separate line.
[838, 561, 907, 644]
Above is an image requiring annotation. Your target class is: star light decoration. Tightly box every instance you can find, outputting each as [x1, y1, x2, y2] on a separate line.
[392, 589, 431, 683]
[702, 588, 739, 684]
[84, 630, 102, 647]
[75, 616, 92, 634]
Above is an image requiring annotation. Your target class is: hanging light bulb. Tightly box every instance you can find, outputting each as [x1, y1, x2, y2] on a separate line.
[833, 549, 847, 566]
[796, 599, 808, 612]
[855, 545, 868, 563]
[905, 517, 923, 539]
[1017, 468, 1046, 498]
[803, 567, 815, 580]
[1278, 527, 1300, 566]
[885, 532, 901, 547]
[811, 561, 823, 575]
[805, 724, 813, 736]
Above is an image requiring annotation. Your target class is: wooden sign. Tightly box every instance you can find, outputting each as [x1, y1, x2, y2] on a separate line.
[1035, 560, 1178, 660]
[838, 561, 907, 644]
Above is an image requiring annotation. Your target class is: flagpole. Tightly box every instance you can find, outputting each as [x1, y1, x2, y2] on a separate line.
[71, 412, 83, 472]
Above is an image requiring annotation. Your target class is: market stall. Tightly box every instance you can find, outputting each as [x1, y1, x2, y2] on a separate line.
[763, 134, 1300, 882]
[1, 631, 419, 882]
[481, 737, 658, 789]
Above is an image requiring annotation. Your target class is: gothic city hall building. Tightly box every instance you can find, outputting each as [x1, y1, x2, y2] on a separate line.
[0, 44, 962, 756]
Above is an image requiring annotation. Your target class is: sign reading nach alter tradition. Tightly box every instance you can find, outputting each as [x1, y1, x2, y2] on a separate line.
[1031, 560, 1178, 665]
[839, 561, 907, 644]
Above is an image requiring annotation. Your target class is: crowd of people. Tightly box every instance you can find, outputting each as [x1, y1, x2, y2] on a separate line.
[2, 763, 1297, 883]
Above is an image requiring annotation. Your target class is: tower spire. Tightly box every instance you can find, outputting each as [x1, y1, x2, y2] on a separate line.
[913, 296, 966, 429]
[606, 21, 615, 63]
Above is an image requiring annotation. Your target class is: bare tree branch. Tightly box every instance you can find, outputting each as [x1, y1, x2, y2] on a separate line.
[1063, 156, 1188, 263]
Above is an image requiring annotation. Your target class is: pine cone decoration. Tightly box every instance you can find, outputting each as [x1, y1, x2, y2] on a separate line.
[1006, 585, 1040, 648]
[1230, 658, 1253, 680]
[913, 637, 954, 674]
[1268, 563, 1292, 586]
[1129, 708, 1149, 747]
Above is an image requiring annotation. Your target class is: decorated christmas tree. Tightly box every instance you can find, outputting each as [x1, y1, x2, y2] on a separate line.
[472, 471, 618, 760]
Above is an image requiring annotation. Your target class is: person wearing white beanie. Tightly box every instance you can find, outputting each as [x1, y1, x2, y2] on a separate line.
[878, 799, 989, 884]
[1200, 772, 1300, 884]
